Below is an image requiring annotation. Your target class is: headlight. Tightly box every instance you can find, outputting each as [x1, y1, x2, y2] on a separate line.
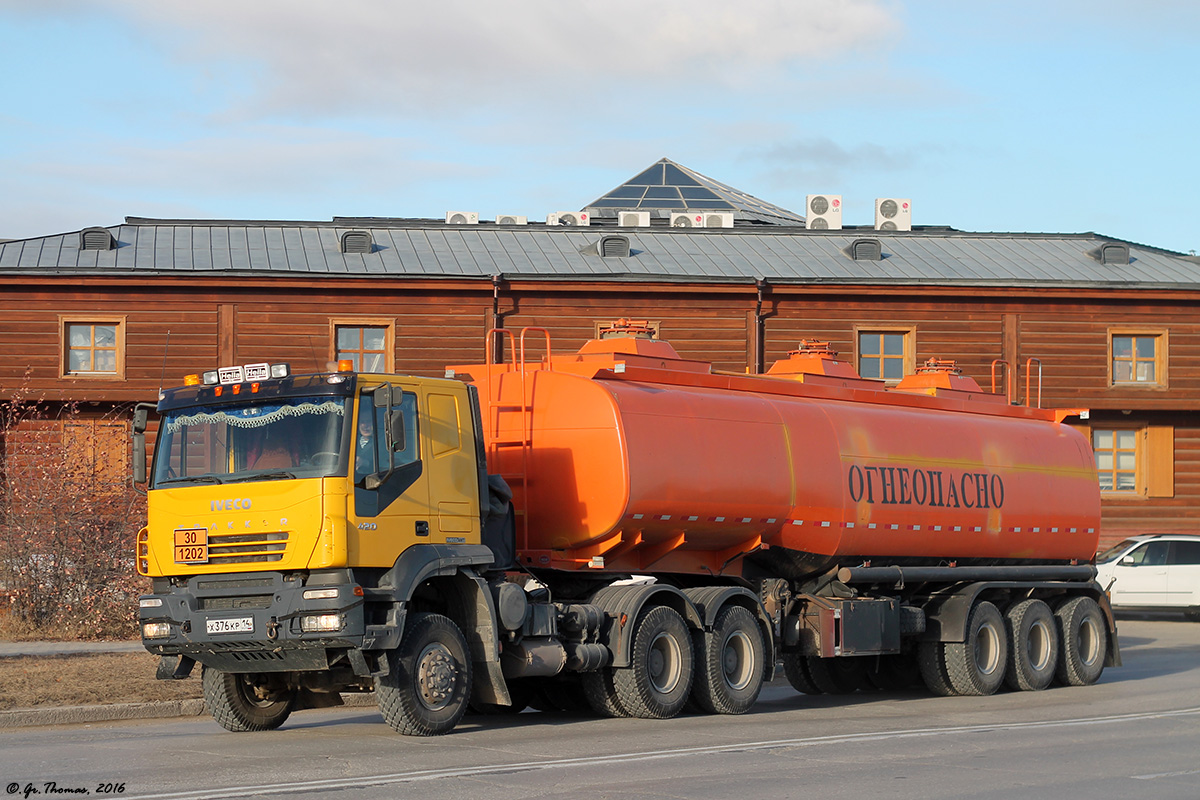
[142, 622, 171, 639]
[300, 614, 342, 633]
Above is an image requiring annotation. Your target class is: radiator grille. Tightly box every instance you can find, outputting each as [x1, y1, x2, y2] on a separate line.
[208, 531, 288, 564]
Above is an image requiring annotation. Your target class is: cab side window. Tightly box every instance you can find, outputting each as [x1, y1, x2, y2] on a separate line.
[354, 391, 419, 484]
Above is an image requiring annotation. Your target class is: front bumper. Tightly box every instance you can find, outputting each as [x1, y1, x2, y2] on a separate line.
[138, 571, 366, 673]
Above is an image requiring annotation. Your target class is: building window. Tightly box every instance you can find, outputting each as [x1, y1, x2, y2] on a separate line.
[60, 316, 125, 378]
[1109, 329, 1167, 387]
[1093, 428, 1138, 493]
[1091, 424, 1175, 498]
[330, 318, 394, 372]
[856, 327, 914, 381]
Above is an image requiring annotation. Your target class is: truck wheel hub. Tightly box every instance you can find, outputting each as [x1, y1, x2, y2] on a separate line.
[416, 643, 457, 709]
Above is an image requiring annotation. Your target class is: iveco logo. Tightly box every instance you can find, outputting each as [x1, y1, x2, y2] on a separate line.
[211, 498, 252, 511]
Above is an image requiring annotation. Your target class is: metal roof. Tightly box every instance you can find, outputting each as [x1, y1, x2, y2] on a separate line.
[2, 217, 1197, 290]
[583, 158, 805, 225]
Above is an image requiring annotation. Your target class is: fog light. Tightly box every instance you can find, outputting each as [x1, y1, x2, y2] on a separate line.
[302, 588, 339, 600]
[139, 597, 163, 608]
[142, 622, 171, 639]
[301, 614, 342, 632]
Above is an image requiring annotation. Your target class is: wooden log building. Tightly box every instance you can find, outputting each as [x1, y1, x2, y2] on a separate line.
[2, 158, 1198, 548]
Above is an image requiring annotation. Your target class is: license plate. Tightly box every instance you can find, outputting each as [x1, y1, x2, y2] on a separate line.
[174, 528, 209, 564]
[206, 616, 254, 635]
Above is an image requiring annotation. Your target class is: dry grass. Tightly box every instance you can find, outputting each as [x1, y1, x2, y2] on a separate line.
[0, 652, 202, 710]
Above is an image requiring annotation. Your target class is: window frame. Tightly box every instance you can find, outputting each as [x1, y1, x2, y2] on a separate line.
[1108, 327, 1168, 388]
[1093, 425, 1143, 495]
[330, 317, 395, 373]
[59, 314, 127, 379]
[853, 325, 916, 383]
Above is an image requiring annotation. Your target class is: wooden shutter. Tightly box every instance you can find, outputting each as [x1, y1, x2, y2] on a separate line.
[1146, 424, 1174, 498]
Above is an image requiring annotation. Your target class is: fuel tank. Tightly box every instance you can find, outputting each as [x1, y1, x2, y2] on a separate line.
[450, 327, 1100, 579]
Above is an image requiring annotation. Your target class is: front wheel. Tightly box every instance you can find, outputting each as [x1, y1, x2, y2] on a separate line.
[612, 605, 694, 719]
[692, 605, 765, 714]
[376, 612, 472, 736]
[202, 667, 295, 732]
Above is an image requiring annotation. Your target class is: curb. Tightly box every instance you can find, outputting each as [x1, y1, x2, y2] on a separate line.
[0, 693, 378, 730]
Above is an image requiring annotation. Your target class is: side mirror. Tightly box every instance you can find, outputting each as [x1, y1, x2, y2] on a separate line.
[389, 413, 406, 453]
[1120, 555, 1135, 566]
[133, 432, 147, 484]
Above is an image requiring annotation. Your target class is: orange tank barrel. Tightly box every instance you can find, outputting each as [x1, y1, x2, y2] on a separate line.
[448, 327, 1101, 579]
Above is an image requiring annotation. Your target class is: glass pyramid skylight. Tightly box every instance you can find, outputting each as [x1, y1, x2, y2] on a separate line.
[583, 158, 804, 226]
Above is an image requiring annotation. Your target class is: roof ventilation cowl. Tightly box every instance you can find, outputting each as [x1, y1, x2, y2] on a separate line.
[1090, 242, 1130, 266]
[845, 238, 883, 261]
[581, 235, 632, 258]
[340, 230, 374, 254]
[80, 227, 114, 251]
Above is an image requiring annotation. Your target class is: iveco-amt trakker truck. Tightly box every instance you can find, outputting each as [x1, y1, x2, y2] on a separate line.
[136, 321, 1119, 735]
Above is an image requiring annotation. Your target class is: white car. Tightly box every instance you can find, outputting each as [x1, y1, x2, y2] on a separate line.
[1095, 534, 1200, 620]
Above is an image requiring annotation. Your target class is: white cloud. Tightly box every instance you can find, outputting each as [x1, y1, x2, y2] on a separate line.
[78, 0, 902, 117]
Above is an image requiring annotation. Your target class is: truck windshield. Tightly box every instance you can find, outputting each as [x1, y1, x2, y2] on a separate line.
[152, 396, 350, 487]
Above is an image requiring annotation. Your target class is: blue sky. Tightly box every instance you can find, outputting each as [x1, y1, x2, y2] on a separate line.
[1, 1, 1196, 254]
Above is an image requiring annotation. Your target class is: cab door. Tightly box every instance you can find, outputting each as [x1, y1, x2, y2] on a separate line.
[348, 382, 431, 567]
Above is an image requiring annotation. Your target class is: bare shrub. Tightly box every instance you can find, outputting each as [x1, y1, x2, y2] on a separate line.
[0, 384, 147, 640]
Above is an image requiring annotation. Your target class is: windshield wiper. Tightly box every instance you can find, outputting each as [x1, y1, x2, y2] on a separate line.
[158, 475, 224, 485]
[243, 471, 296, 482]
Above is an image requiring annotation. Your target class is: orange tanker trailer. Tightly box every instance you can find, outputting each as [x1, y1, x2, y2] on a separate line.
[446, 320, 1116, 714]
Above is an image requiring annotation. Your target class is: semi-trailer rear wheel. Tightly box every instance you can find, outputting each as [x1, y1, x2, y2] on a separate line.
[1055, 596, 1106, 686]
[944, 601, 1008, 696]
[1004, 599, 1059, 691]
[612, 605, 694, 718]
[782, 652, 821, 694]
[692, 605, 765, 714]
[203, 667, 295, 732]
[376, 612, 472, 736]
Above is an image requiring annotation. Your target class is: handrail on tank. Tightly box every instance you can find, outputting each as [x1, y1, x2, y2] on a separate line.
[519, 327, 553, 373]
[1025, 357, 1043, 408]
[990, 359, 1011, 402]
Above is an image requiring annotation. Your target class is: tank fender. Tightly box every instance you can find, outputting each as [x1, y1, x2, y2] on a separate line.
[682, 586, 776, 682]
[918, 581, 1122, 666]
[587, 584, 704, 669]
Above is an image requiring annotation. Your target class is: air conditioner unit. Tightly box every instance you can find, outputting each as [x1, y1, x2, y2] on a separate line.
[446, 211, 479, 225]
[494, 215, 528, 225]
[619, 211, 651, 227]
[874, 198, 911, 231]
[806, 195, 843, 230]
[704, 212, 734, 228]
[547, 211, 590, 226]
[670, 212, 704, 228]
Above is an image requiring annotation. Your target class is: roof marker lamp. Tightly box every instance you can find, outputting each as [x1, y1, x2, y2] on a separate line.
[270, 363, 291, 379]
[183, 374, 202, 387]
[201, 371, 220, 386]
[338, 360, 354, 373]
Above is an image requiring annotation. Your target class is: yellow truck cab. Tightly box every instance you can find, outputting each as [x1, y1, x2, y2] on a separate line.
[136, 361, 513, 734]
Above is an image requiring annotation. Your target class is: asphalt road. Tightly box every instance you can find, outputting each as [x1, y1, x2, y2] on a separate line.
[1, 617, 1197, 800]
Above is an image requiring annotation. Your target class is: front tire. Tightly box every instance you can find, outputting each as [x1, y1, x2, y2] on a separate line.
[202, 667, 295, 732]
[376, 612, 472, 736]
[1055, 596, 1107, 686]
[612, 605, 694, 719]
[692, 605, 765, 714]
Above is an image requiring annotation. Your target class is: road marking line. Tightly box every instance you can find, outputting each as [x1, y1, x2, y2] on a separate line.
[123, 706, 1200, 800]
[1133, 768, 1200, 780]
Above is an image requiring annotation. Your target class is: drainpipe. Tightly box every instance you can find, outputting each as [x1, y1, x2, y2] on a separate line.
[753, 278, 771, 374]
[491, 274, 505, 363]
